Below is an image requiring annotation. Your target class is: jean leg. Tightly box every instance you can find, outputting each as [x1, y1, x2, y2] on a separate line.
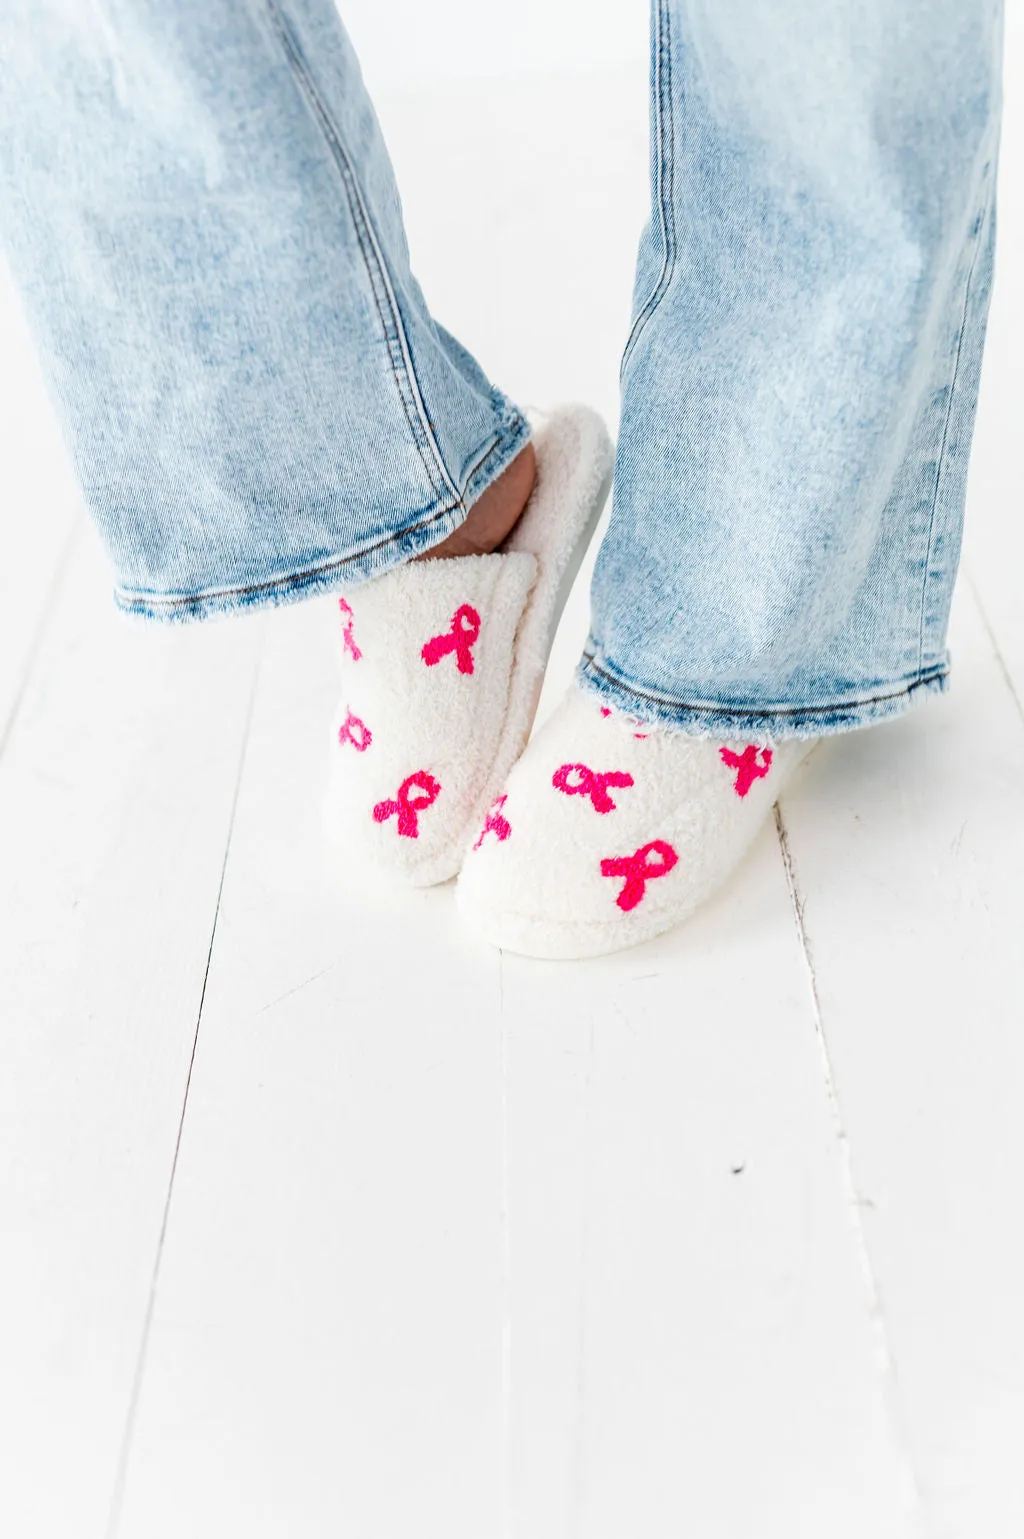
[0, 1, 530, 620]
[582, 0, 1003, 738]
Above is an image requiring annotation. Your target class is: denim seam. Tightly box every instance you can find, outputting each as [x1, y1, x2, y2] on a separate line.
[619, 0, 677, 379]
[112, 435, 516, 610]
[916, 170, 994, 675]
[263, 1, 463, 516]
[580, 649, 948, 719]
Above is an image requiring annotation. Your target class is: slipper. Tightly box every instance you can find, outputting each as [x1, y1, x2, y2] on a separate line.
[323, 405, 614, 886]
[455, 684, 816, 958]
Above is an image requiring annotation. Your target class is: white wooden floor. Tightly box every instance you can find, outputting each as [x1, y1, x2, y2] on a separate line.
[2, 26, 1023, 1539]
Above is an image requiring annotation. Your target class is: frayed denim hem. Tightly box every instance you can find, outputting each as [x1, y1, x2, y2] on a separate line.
[577, 646, 950, 741]
[113, 405, 532, 624]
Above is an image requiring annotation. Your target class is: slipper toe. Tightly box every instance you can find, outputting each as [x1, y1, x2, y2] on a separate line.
[456, 687, 814, 958]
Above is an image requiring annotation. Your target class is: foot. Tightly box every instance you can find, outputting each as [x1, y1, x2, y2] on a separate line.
[455, 685, 815, 958]
[418, 443, 537, 559]
[324, 408, 614, 887]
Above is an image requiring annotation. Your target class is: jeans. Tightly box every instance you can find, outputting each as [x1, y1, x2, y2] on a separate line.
[0, 0, 1004, 739]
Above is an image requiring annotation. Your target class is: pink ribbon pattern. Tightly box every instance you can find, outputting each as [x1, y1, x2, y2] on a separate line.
[338, 597, 362, 662]
[473, 793, 512, 851]
[719, 744, 773, 797]
[373, 770, 442, 838]
[600, 840, 678, 912]
[337, 708, 372, 753]
[553, 762, 635, 814]
[421, 604, 481, 675]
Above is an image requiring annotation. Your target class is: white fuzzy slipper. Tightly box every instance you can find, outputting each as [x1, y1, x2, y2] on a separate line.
[323, 405, 614, 886]
[455, 685, 816, 958]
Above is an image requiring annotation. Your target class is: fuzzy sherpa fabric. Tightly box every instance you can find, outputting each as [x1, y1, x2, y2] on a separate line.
[455, 685, 816, 958]
[324, 405, 614, 886]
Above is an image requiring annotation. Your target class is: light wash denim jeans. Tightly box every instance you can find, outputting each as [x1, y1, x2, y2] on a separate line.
[0, 0, 1004, 739]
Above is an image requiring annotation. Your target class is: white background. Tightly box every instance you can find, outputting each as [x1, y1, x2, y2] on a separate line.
[344, 0, 649, 85]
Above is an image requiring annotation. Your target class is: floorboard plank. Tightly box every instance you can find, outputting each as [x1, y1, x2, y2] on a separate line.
[500, 832, 916, 1539]
[776, 587, 1024, 1538]
[113, 598, 508, 1539]
[0, 528, 261, 1539]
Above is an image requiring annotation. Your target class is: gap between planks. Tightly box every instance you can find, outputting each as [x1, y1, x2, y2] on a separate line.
[105, 637, 265, 1539]
[773, 799, 927, 1522]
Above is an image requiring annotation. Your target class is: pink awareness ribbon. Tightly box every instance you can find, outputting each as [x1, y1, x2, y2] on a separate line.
[600, 840, 678, 912]
[337, 708, 372, 753]
[719, 744, 773, 797]
[421, 604, 481, 675]
[473, 793, 511, 851]
[552, 762, 635, 814]
[373, 770, 441, 839]
[338, 597, 362, 661]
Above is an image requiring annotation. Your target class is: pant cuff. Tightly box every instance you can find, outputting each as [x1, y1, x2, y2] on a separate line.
[113, 399, 532, 625]
[577, 646, 950, 741]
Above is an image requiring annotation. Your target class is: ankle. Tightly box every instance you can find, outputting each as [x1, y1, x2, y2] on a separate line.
[418, 442, 536, 560]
